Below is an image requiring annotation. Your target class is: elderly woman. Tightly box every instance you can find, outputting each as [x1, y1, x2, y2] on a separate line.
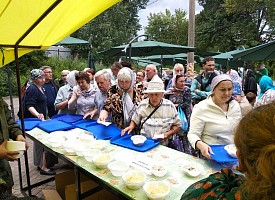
[68, 71, 98, 116]
[166, 63, 185, 89]
[188, 74, 242, 159]
[254, 75, 275, 107]
[98, 67, 143, 129]
[122, 81, 181, 146]
[23, 69, 57, 175]
[165, 74, 193, 154]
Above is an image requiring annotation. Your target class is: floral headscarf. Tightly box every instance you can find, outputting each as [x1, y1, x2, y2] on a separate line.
[30, 69, 44, 80]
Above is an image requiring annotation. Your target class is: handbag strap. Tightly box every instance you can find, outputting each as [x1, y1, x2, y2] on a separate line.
[138, 101, 162, 134]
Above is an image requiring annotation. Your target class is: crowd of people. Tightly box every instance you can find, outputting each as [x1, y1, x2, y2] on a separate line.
[0, 57, 274, 199]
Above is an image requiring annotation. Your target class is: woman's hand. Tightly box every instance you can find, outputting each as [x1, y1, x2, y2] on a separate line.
[37, 113, 44, 120]
[98, 110, 109, 122]
[196, 140, 214, 159]
[76, 89, 81, 98]
[83, 110, 97, 119]
[16, 135, 29, 150]
[121, 126, 134, 136]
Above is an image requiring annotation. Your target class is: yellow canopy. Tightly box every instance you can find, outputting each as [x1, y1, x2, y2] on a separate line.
[0, 0, 120, 67]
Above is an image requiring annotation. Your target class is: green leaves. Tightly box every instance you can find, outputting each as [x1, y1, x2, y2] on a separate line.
[145, 9, 188, 46]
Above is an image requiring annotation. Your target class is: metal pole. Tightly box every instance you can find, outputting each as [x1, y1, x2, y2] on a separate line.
[187, 0, 195, 63]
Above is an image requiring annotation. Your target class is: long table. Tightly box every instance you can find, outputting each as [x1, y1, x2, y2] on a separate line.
[26, 127, 223, 200]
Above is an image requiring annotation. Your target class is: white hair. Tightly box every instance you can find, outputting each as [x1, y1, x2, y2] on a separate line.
[117, 67, 133, 81]
[94, 69, 111, 81]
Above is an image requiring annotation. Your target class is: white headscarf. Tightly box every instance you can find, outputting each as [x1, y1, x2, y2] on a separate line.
[66, 70, 78, 88]
[117, 67, 136, 126]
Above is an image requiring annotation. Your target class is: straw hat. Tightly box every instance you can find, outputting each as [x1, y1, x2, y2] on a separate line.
[144, 81, 165, 93]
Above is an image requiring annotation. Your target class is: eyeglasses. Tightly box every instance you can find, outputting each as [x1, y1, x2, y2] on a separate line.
[44, 71, 52, 74]
[137, 75, 144, 77]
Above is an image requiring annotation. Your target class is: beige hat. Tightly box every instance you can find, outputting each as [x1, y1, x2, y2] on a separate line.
[144, 81, 165, 93]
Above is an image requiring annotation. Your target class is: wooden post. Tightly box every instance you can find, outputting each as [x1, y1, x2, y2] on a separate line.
[187, 0, 195, 64]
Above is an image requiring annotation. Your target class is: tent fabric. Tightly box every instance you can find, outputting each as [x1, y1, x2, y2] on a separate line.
[232, 40, 275, 61]
[0, 0, 120, 67]
[100, 40, 195, 57]
[54, 36, 89, 45]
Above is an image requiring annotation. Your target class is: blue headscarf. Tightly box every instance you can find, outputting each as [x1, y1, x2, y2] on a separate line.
[258, 76, 275, 99]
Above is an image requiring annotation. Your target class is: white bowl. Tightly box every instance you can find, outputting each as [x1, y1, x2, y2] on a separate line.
[224, 144, 237, 158]
[131, 135, 147, 146]
[151, 163, 168, 177]
[47, 136, 64, 148]
[6, 141, 25, 151]
[143, 181, 170, 200]
[92, 154, 112, 169]
[63, 141, 76, 154]
[82, 149, 101, 162]
[182, 162, 204, 178]
[122, 170, 146, 190]
[79, 132, 94, 143]
[90, 140, 108, 150]
[107, 160, 129, 177]
[73, 145, 87, 156]
[6, 141, 26, 159]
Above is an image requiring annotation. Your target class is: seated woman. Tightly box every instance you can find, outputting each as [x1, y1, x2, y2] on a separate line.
[181, 103, 275, 200]
[98, 67, 143, 129]
[122, 81, 181, 146]
[254, 75, 275, 107]
[68, 71, 98, 116]
[188, 74, 242, 159]
[165, 74, 193, 154]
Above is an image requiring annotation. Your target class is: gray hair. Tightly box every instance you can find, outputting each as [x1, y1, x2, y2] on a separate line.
[117, 67, 133, 81]
[94, 69, 111, 81]
[40, 66, 52, 71]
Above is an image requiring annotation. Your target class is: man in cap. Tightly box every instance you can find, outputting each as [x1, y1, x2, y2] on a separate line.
[121, 81, 181, 146]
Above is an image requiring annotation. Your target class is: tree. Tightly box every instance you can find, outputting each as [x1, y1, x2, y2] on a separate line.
[223, 0, 275, 42]
[71, 0, 149, 65]
[145, 9, 189, 45]
[196, 0, 259, 53]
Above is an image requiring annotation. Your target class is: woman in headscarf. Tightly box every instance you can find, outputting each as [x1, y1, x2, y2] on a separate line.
[243, 69, 257, 96]
[23, 69, 57, 175]
[254, 75, 275, 107]
[98, 67, 143, 129]
[188, 74, 242, 159]
[166, 63, 185, 90]
[165, 74, 194, 154]
[54, 70, 78, 114]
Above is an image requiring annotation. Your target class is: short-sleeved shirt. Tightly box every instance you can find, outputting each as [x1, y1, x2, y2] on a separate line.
[132, 98, 181, 146]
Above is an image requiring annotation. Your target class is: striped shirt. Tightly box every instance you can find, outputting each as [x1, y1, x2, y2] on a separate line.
[132, 98, 181, 145]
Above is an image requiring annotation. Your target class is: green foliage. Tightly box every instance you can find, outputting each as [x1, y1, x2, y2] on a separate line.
[145, 9, 188, 45]
[70, 0, 149, 65]
[223, 0, 275, 42]
[196, 0, 259, 53]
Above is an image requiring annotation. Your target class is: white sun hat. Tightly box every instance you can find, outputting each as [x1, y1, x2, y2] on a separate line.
[144, 81, 165, 93]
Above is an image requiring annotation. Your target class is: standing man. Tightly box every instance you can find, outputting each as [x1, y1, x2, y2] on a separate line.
[145, 64, 162, 82]
[40, 66, 59, 118]
[191, 57, 217, 105]
[58, 69, 70, 87]
[54, 70, 78, 114]
[83, 69, 111, 119]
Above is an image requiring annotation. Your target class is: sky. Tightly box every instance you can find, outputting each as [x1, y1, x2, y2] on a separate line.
[138, 0, 203, 35]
